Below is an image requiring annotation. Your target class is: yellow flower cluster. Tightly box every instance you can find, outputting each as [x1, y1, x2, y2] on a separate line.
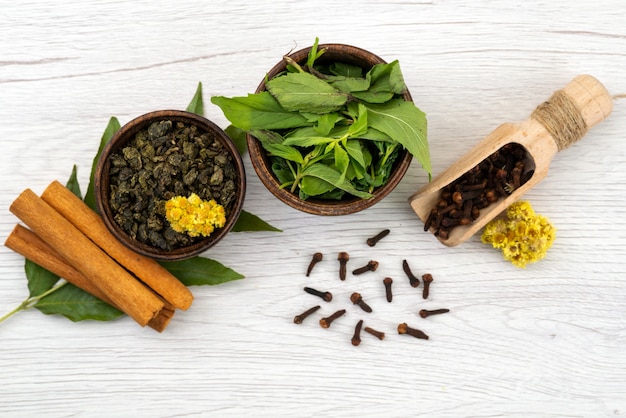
[481, 201, 556, 268]
[164, 193, 226, 238]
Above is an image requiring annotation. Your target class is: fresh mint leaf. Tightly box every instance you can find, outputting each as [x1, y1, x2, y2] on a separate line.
[186, 82, 204, 116]
[211, 92, 311, 130]
[160, 257, 244, 286]
[265, 72, 348, 114]
[301, 163, 372, 199]
[329, 62, 363, 78]
[365, 99, 430, 176]
[306, 37, 325, 69]
[330, 77, 370, 93]
[300, 174, 336, 197]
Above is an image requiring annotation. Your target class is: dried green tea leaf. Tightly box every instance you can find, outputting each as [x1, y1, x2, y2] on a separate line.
[211, 92, 311, 130]
[84, 116, 121, 211]
[160, 257, 244, 286]
[232, 210, 282, 232]
[265, 72, 348, 114]
[186, 82, 204, 116]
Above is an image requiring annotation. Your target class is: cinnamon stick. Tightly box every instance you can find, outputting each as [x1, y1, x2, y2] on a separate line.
[41, 180, 193, 310]
[9, 188, 165, 327]
[5, 225, 174, 332]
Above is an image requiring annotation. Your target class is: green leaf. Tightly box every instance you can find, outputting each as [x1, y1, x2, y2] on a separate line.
[315, 112, 341, 136]
[35, 284, 123, 322]
[306, 37, 325, 68]
[345, 139, 367, 169]
[66, 164, 82, 199]
[224, 124, 248, 155]
[160, 257, 244, 286]
[347, 103, 368, 138]
[365, 99, 431, 176]
[232, 210, 282, 232]
[261, 142, 304, 165]
[186, 82, 204, 116]
[334, 143, 350, 178]
[25, 259, 60, 298]
[301, 163, 372, 199]
[351, 61, 405, 104]
[300, 175, 336, 197]
[265, 72, 348, 114]
[329, 62, 363, 78]
[330, 77, 370, 93]
[84, 117, 121, 211]
[211, 92, 311, 130]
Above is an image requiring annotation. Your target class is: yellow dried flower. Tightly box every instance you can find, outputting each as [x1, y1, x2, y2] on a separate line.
[165, 193, 226, 238]
[481, 201, 556, 268]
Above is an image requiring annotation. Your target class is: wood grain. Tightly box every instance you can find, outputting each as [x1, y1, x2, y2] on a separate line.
[1, 0, 626, 416]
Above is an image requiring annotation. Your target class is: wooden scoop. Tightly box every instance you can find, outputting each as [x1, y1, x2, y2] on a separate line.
[409, 75, 613, 247]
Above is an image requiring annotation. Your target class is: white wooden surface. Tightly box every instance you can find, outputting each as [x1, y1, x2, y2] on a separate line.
[1, 1, 626, 416]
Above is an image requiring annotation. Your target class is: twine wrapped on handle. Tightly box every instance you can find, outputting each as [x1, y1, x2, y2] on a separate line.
[532, 90, 589, 151]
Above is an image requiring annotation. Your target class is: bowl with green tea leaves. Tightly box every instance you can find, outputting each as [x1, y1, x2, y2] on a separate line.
[95, 110, 246, 261]
[211, 39, 430, 215]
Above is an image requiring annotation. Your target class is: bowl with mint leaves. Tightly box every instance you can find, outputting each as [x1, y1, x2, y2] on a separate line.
[211, 39, 430, 215]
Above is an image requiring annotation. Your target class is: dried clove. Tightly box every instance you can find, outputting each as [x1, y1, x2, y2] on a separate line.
[337, 252, 349, 281]
[350, 292, 373, 313]
[419, 308, 450, 318]
[422, 274, 434, 299]
[366, 229, 390, 247]
[352, 260, 379, 275]
[402, 259, 420, 288]
[303, 286, 332, 302]
[364, 326, 385, 340]
[293, 305, 321, 324]
[383, 277, 393, 303]
[351, 319, 364, 346]
[319, 309, 346, 328]
[306, 252, 323, 276]
[397, 322, 429, 340]
[425, 143, 532, 239]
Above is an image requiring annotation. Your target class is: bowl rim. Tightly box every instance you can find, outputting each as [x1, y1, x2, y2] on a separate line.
[95, 109, 246, 261]
[246, 43, 413, 216]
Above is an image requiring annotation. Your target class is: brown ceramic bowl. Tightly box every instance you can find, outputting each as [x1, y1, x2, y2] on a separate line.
[95, 110, 246, 261]
[247, 43, 414, 216]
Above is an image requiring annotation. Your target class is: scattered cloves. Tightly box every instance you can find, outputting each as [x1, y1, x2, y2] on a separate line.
[293, 305, 321, 324]
[419, 308, 450, 318]
[383, 277, 393, 302]
[350, 292, 373, 313]
[352, 260, 379, 275]
[402, 259, 420, 288]
[397, 322, 429, 340]
[366, 229, 390, 247]
[303, 286, 332, 302]
[337, 252, 349, 281]
[306, 252, 323, 276]
[364, 326, 385, 340]
[422, 273, 433, 299]
[351, 319, 364, 346]
[319, 309, 346, 328]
